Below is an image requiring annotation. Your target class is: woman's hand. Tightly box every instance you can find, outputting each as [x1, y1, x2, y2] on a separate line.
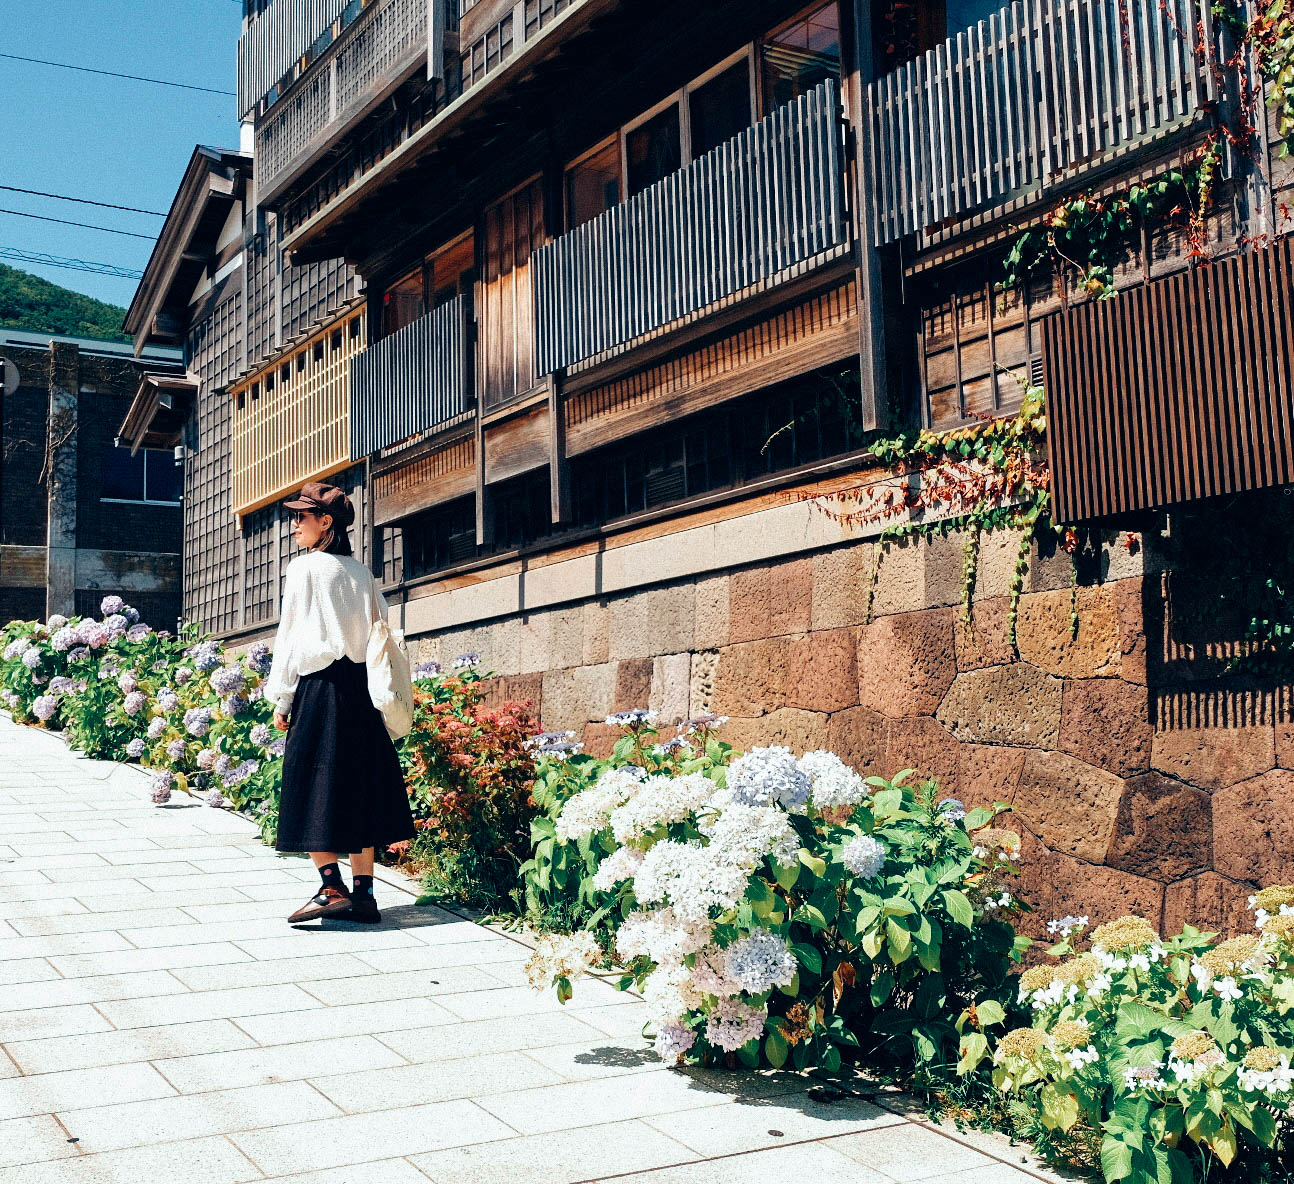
[273, 712, 290, 732]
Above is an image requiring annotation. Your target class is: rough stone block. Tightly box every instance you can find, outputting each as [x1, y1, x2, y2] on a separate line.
[478, 673, 543, 715]
[857, 609, 957, 718]
[580, 722, 623, 761]
[787, 628, 858, 714]
[545, 606, 586, 671]
[811, 544, 872, 631]
[694, 575, 729, 650]
[954, 597, 1016, 672]
[613, 659, 654, 712]
[869, 538, 926, 617]
[1059, 678, 1152, 777]
[1016, 585, 1122, 678]
[1111, 577, 1148, 685]
[958, 744, 1027, 812]
[651, 653, 692, 725]
[608, 584, 694, 660]
[1212, 769, 1294, 884]
[1014, 750, 1125, 863]
[922, 530, 968, 610]
[723, 708, 828, 755]
[1029, 531, 1077, 593]
[973, 526, 1029, 601]
[1279, 720, 1294, 770]
[540, 664, 616, 730]
[1162, 872, 1255, 938]
[936, 664, 1062, 748]
[770, 557, 813, 638]
[711, 638, 789, 718]
[1015, 830, 1165, 941]
[582, 601, 610, 666]
[728, 566, 771, 645]
[1106, 773, 1212, 882]
[514, 613, 554, 675]
[885, 716, 961, 792]
[826, 706, 889, 777]
[1151, 722, 1275, 791]
[689, 650, 719, 717]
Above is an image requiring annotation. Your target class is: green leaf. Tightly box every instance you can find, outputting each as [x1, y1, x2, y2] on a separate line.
[957, 1032, 989, 1076]
[963, 807, 993, 831]
[1040, 1083, 1080, 1132]
[414, 894, 439, 906]
[799, 849, 827, 877]
[773, 860, 801, 892]
[870, 970, 895, 1006]
[764, 1028, 788, 1068]
[790, 942, 822, 975]
[886, 917, 912, 962]
[942, 889, 974, 929]
[1100, 1135, 1135, 1182]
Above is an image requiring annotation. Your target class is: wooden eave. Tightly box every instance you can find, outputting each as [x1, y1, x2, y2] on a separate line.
[118, 373, 197, 454]
[124, 147, 251, 353]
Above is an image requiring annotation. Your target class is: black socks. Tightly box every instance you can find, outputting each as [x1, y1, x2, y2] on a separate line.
[318, 861, 343, 890]
[352, 874, 374, 898]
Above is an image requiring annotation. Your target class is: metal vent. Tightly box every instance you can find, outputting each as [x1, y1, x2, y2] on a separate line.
[1029, 352, 1045, 388]
[646, 465, 686, 507]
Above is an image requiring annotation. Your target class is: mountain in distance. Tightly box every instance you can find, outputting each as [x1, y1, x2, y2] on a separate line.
[0, 263, 130, 343]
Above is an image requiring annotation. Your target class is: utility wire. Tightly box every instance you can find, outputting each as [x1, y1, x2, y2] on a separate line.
[0, 186, 167, 218]
[0, 247, 143, 280]
[0, 52, 236, 96]
[0, 208, 156, 240]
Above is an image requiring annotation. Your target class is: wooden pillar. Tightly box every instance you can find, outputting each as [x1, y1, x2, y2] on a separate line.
[845, 0, 889, 431]
[547, 372, 570, 525]
[45, 342, 78, 619]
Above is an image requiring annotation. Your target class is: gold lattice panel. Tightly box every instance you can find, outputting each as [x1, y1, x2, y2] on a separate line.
[230, 309, 366, 519]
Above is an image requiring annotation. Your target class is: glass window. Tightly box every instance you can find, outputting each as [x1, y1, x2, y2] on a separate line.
[566, 139, 622, 230]
[101, 447, 182, 504]
[382, 266, 426, 336]
[145, 452, 184, 503]
[689, 60, 753, 159]
[946, 0, 1003, 37]
[429, 235, 476, 308]
[762, 2, 841, 111]
[626, 104, 682, 197]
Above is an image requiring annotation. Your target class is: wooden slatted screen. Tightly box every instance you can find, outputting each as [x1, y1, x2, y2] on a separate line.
[867, 0, 1216, 244]
[1043, 239, 1294, 523]
[533, 78, 848, 377]
[482, 178, 546, 409]
[238, 0, 352, 120]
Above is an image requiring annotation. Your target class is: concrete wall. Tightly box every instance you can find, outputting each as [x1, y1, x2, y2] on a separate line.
[404, 479, 1293, 939]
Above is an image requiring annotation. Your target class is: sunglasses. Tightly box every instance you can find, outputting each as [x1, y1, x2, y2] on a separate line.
[289, 510, 318, 524]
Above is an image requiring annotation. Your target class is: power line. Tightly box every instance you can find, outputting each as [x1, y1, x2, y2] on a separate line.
[0, 186, 167, 218]
[0, 208, 156, 241]
[0, 52, 235, 97]
[0, 247, 143, 280]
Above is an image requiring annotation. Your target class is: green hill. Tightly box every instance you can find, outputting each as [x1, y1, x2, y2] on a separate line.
[0, 264, 129, 342]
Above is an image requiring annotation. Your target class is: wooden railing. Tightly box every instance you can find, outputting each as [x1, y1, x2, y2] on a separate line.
[237, 0, 356, 120]
[867, 0, 1218, 245]
[532, 77, 849, 376]
[254, 0, 428, 195]
[350, 296, 472, 459]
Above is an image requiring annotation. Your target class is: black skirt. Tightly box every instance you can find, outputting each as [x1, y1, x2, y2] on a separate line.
[275, 656, 416, 854]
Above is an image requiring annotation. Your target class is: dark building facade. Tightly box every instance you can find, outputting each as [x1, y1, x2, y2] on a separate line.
[0, 329, 184, 627]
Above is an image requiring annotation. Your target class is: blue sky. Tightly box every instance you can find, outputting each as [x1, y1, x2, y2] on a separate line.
[0, 0, 243, 308]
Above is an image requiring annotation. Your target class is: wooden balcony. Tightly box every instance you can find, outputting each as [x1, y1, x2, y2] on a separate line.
[238, 0, 356, 120]
[866, 0, 1218, 246]
[350, 295, 473, 460]
[532, 77, 850, 378]
[253, 0, 430, 201]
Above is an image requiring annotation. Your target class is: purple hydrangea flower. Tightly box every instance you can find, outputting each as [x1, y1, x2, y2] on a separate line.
[146, 717, 167, 740]
[118, 670, 138, 694]
[149, 770, 173, 804]
[85, 625, 109, 649]
[123, 606, 140, 625]
[209, 664, 246, 697]
[73, 618, 99, 644]
[249, 722, 273, 747]
[150, 659, 167, 673]
[21, 647, 42, 670]
[3, 690, 19, 707]
[3, 637, 26, 661]
[413, 661, 441, 680]
[67, 646, 89, 663]
[103, 614, 127, 640]
[125, 737, 146, 759]
[222, 694, 248, 718]
[125, 624, 152, 644]
[204, 788, 227, 808]
[165, 738, 187, 761]
[32, 694, 59, 721]
[99, 595, 125, 616]
[452, 652, 480, 669]
[187, 640, 222, 671]
[222, 758, 259, 788]
[157, 687, 179, 712]
[213, 752, 232, 775]
[183, 707, 212, 737]
[123, 691, 147, 717]
[247, 642, 272, 675]
[50, 626, 77, 652]
[48, 676, 75, 694]
[174, 666, 193, 686]
[31, 674, 47, 686]
[266, 736, 286, 758]
[196, 748, 216, 770]
[47, 614, 69, 630]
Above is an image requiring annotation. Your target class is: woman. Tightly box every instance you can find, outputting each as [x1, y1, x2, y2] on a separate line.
[263, 480, 415, 925]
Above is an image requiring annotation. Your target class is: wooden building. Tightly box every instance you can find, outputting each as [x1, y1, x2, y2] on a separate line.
[122, 0, 1294, 931]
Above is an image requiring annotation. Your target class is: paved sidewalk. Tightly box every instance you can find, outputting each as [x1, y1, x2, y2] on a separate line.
[0, 712, 1070, 1183]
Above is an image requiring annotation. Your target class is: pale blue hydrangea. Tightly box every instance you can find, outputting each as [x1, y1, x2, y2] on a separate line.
[222, 694, 249, 717]
[21, 647, 42, 670]
[47, 614, 68, 630]
[841, 833, 886, 879]
[125, 737, 146, 759]
[123, 606, 140, 625]
[73, 618, 99, 644]
[266, 736, 287, 758]
[413, 660, 441, 680]
[222, 759, 259, 788]
[48, 676, 75, 694]
[204, 788, 227, 808]
[250, 723, 274, 746]
[724, 931, 797, 994]
[452, 651, 480, 669]
[213, 752, 232, 775]
[209, 665, 246, 696]
[187, 640, 222, 671]
[165, 738, 187, 761]
[32, 695, 59, 721]
[123, 691, 147, 717]
[938, 798, 966, 823]
[174, 666, 193, 685]
[67, 646, 89, 663]
[727, 746, 811, 812]
[157, 687, 179, 712]
[654, 1022, 696, 1062]
[50, 626, 76, 652]
[183, 707, 213, 737]
[99, 595, 125, 616]
[196, 748, 216, 770]
[126, 624, 152, 644]
[146, 717, 167, 740]
[117, 670, 138, 694]
[149, 770, 173, 804]
[103, 614, 127, 640]
[247, 642, 272, 675]
[3, 637, 27, 660]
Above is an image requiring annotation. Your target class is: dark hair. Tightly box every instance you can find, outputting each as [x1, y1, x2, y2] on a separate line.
[310, 513, 353, 556]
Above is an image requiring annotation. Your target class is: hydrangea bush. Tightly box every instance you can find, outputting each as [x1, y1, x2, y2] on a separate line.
[523, 713, 1027, 1075]
[966, 893, 1294, 1184]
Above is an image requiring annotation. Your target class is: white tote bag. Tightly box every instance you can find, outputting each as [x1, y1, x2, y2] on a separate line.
[366, 618, 414, 741]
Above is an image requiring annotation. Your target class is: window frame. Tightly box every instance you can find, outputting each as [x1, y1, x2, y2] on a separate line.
[756, 0, 843, 118]
[100, 446, 184, 507]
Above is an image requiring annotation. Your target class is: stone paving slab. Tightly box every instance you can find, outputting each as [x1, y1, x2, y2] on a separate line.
[0, 712, 1072, 1182]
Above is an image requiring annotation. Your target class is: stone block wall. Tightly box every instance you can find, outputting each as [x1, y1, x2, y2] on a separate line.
[412, 522, 1293, 939]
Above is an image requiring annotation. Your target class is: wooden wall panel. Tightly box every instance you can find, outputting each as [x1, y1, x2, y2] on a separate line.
[484, 402, 550, 484]
[481, 177, 546, 411]
[374, 435, 476, 524]
[565, 280, 859, 456]
[1044, 239, 1294, 523]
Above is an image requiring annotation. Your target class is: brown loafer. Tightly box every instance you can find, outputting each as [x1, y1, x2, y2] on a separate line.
[324, 894, 381, 925]
[288, 885, 353, 924]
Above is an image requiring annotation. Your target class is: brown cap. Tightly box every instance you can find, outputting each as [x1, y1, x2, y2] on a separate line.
[283, 481, 354, 527]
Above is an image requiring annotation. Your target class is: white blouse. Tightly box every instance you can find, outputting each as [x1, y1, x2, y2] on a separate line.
[262, 551, 389, 716]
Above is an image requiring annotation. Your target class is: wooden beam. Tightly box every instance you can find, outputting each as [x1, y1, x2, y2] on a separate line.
[547, 373, 570, 525]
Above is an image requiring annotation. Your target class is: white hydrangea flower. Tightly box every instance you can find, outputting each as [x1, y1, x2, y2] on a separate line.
[704, 998, 766, 1052]
[1213, 976, 1242, 1002]
[840, 833, 886, 879]
[727, 746, 811, 812]
[642, 963, 703, 1025]
[615, 907, 711, 966]
[689, 945, 743, 998]
[591, 845, 646, 893]
[523, 931, 602, 992]
[1237, 1054, 1294, 1097]
[724, 930, 797, 995]
[1064, 1046, 1100, 1071]
[797, 750, 868, 810]
[555, 765, 646, 841]
[700, 802, 799, 870]
[608, 772, 717, 843]
[632, 840, 750, 924]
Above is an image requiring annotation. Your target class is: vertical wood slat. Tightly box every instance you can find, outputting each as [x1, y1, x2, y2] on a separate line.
[867, 0, 1214, 245]
[1043, 239, 1294, 523]
[531, 77, 847, 376]
[349, 295, 470, 459]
